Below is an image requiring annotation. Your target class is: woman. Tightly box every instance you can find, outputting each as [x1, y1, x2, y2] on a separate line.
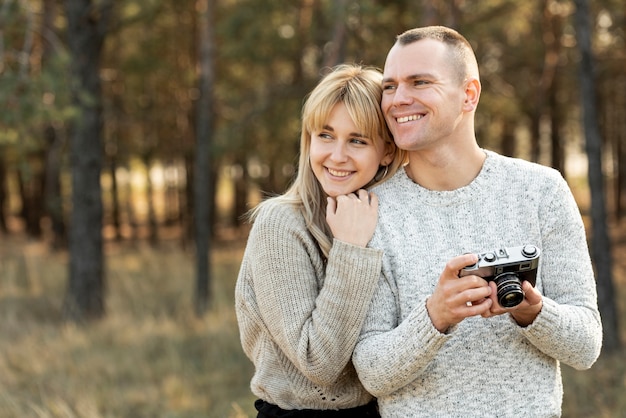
[235, 64, 406, 417]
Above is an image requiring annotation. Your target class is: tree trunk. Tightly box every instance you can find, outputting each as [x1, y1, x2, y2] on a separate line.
[573, 0, 620, 353]
[546, 5, 564, 175]
[42, 0, 67, 249]
[607, 76, 626, 222]
[164, 161, 180, 226]
[529, 0, 562, 165]
[144, 156, 158, 245]
[617, 114, 625, 222]
[231, 160, 248, 228]
[182, 153, 194, 248]
[500, 119, 515, 157]
[549, 73, 565, 176]
[108, 156, 122, 242]
[420, 0, 438, 26]
[63, 0, 112, 322]
[43, 125, 67, 249]
[193, 0, 216, 316]
[0, 157, 7, 234]
[17, 155, 45, 238]
[322, 0, 347, 68]
[125, 165, 138, 243]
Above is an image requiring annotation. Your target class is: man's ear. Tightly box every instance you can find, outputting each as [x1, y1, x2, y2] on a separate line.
[462, 77, 481, 112]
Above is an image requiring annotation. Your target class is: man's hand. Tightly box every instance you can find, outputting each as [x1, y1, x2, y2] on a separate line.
[482, 280, 543, 327]
[426, 253, 493, 333]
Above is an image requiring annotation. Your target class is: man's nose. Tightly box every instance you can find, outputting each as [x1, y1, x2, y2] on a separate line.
[392, 83, 413, 106]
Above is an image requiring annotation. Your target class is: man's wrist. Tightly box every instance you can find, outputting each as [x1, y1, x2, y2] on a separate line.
[511, 301, 543, 327]
[426, 297, 451, 333]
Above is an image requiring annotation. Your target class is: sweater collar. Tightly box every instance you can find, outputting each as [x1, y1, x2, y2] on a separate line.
[391, 149, 497, 206]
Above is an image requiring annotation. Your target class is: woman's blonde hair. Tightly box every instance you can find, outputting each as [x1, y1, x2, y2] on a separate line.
[248, 64, 406, 257]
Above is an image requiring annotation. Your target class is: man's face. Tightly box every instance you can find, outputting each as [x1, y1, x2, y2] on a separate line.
[381, 39, 467, 152]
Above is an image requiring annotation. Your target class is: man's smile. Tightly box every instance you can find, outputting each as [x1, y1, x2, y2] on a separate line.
[396, 114, 424, 123]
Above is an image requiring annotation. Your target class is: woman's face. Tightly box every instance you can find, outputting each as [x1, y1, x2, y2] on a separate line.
[309, 102, 391, 197]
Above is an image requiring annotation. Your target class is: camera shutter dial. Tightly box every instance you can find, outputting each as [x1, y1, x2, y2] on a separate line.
[522, 245, 538, 258]
[483, 252, 497, 262]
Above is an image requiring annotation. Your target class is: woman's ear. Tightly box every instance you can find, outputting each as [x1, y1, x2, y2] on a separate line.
[462, 77, 481, 112]
[380, 141, 396, 166]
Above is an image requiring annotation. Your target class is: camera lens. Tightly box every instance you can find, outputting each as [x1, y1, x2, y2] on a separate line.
[494, 272, 524, 308]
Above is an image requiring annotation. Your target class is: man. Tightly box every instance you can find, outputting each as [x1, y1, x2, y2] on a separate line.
[352, 26, 602, 417]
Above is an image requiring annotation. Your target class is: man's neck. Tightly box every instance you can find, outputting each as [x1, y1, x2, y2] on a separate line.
[404, 143, 486, 191]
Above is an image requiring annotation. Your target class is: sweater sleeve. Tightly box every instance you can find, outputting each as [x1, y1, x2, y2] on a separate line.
[352, 272, 450, 396]
[516, 174, 602, 369]
[247, 205, 383, 386]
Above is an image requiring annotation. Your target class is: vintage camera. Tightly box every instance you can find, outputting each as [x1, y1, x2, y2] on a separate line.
[460, 245, 541, 308]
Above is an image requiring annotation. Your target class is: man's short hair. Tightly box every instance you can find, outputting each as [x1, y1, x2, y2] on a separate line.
[396, 26, 479, 83]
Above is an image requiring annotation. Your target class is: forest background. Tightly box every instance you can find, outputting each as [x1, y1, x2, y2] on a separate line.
[1, 0, 625, 417]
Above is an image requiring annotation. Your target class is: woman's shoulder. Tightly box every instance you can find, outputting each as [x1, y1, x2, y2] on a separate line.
[251, 198, 306, 233]
[243, 198, 321, 264]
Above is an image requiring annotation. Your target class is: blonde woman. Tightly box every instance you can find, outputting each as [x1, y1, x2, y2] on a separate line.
[235, 64, 406, 417]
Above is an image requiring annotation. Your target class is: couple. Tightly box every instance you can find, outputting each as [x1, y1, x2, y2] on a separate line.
[235, 26, 602, 418]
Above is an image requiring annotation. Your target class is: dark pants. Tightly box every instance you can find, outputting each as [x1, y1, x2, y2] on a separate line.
[254, 399, 380, 418]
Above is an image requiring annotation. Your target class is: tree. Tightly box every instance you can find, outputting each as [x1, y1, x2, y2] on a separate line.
[573, 0, 620, 353]
[42, 0, 68, 249]
[0, 158, 7, 233]
[193, 0, 216, 316]
[63, 0, 113, 322]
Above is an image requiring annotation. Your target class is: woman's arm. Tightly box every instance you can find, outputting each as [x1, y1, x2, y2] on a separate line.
[248, 205, 384, 385]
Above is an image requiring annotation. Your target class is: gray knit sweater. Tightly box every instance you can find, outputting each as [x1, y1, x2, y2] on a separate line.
[235, 201, 383, 410]
[353, 150, 603, 417]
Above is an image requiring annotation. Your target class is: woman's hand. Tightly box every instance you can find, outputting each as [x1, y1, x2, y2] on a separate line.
[326, 189, 378, 247]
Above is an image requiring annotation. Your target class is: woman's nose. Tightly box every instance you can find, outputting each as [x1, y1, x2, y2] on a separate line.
[329, 142, 348, 162]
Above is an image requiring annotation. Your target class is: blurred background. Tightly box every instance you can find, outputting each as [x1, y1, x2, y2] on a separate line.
[0, 0, 624, 417]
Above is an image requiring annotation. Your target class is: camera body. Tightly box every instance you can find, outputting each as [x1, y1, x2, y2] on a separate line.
[460, 245, 541, 308]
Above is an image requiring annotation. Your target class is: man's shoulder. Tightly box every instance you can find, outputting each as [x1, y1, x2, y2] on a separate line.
[370, 168, 409, 196]
[486, 150, 563, 181]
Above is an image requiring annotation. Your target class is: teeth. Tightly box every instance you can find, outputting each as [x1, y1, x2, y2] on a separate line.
[328, 168, 351, 177]
[397, 114, 423, 123]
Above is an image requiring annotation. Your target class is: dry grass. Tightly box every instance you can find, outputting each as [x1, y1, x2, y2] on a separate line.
[0, 236, 256, 418]
[0, 230, 625, 418]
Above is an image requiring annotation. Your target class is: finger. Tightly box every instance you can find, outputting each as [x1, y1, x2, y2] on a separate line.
[356, 189, 369, 203]
[326, 197, 337, 216]
[442, 253, 479, 282]
[368, 192, 379, 209]
[479, 298, 495, 317]
[456, 284, 492, 313]
[522, 281, 542, 305]
[464, 285, 492, 304]
[486, 281, 508, 313]
[455, 294, 493, 320]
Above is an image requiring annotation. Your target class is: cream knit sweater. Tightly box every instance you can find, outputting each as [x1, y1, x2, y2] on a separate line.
[353, 150, 603, 417]
[235, 201, 382, 410]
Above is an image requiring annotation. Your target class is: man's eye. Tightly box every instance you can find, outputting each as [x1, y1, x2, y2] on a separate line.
[383, 84, 396, 91]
